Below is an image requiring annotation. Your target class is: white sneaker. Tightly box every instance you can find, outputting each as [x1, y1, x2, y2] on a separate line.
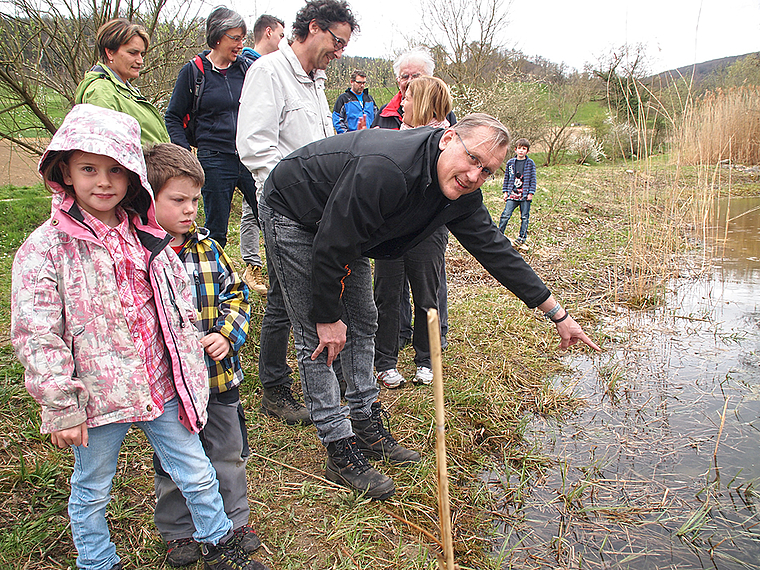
[377, 369, 406, 389]
[414, 366, 433, 385]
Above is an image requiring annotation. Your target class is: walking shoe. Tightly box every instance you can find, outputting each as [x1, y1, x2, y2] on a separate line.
[260, 385, 312, 426]
[232, 525, 261, 553]
[108, 564, 122, 570]
[352, 402, 421, 465]
[377, 368, 406, 389]
[325, 436, 395, 500]
[241, 264, 268, 297]
[166, 537, 201, 567]
[201, 533, 269, 570]
[413, 366, 434, 385]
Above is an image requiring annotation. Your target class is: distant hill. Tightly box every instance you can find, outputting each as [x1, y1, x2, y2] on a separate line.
[649, 52, 759, 85]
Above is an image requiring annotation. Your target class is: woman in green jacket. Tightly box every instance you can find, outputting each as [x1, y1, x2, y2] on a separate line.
[75, 18, 169, 146]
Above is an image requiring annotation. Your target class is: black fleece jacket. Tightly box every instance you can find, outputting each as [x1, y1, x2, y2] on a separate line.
[165, 51, 249, 153]
[263, 127, 551, 323]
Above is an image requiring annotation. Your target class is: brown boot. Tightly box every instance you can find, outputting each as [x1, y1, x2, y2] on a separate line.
[260, 385, 312, 426]
[242, 264, 268, 297]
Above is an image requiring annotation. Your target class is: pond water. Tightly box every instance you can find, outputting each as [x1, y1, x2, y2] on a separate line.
[491, 197, 760, 569]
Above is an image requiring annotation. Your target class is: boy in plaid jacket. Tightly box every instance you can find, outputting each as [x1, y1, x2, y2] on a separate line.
[144, 143, 258, 567]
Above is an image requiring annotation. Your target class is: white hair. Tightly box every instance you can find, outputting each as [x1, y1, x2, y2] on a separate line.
[393, 47, 435, 78]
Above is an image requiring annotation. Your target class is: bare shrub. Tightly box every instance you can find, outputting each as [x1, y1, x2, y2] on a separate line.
[675, 86, 760, 165]
[452, 78, 547, 148]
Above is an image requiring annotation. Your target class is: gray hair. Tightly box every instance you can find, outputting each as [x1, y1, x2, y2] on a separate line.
[452, 113, 511, 152]
[206, 7, 247, 48]
[393, 47, 435, 78]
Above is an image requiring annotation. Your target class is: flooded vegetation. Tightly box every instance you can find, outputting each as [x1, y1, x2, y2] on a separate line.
[492, 197, 760, 568]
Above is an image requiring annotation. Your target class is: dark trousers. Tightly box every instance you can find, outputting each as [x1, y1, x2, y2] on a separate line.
[399, 262, 448, 346]
[197, 149, 257, 248]
[374, 228, 447, 371]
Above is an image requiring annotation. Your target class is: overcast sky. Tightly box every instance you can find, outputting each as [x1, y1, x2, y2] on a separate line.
[226, 0, 759, 74]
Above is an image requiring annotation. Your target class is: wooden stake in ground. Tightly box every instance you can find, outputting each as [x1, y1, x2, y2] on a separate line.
[427, 308, 458, 570]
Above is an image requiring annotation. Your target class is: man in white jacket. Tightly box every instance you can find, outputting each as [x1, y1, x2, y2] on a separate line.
[236, 0, 358, 426]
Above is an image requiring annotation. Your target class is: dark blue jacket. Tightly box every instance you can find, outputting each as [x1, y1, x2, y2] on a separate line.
[332, 87, 377, 133]
[165, 51, 250, 154]
[502, 156, 537, 199]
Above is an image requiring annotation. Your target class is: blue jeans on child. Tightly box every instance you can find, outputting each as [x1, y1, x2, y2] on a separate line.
[68, 397, 232, 570]
[498, 198, 532, 239]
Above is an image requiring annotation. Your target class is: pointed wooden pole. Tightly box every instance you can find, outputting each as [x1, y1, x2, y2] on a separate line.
[427, 308, 457, 570]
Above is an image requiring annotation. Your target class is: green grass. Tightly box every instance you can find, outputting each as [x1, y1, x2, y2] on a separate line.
[0, 184, 50, 337]
[2, 157, 755, 568]
[573, 100, 607, 125]
[0, 86, 69, 137]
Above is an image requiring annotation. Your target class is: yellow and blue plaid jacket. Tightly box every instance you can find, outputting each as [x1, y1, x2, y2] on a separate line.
[178, 224, 250, 393]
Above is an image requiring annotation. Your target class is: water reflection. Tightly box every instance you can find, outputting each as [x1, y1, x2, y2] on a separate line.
[492, 197, 760, 569]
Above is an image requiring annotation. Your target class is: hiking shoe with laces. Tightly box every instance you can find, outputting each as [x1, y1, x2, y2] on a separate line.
[242, 264, 268, 297]
[352, 402, 421, 465]
[377, 368, 406, 389]
[260, 385, 312, 426]
[232, 525, 261, 553]
[325, 436, 395, 500]
[413, 366, 433, 385]
[201, 534, 269, 570]
[166, 537, 200, 567]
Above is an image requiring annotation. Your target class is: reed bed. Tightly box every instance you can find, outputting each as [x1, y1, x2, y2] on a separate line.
[675, 86, 760, 167]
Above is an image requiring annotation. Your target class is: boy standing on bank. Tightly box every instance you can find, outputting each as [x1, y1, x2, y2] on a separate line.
[498, 138, 536, 249]
[144, 143, 258, 568]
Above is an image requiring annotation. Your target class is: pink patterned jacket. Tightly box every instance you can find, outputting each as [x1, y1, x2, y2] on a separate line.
[11, 104, 209, 434]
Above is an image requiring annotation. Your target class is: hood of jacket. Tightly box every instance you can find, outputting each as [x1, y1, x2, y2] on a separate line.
[39, 104, 160, 229]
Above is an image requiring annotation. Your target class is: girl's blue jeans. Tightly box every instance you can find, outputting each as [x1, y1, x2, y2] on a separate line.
[68, 397, 232, 570]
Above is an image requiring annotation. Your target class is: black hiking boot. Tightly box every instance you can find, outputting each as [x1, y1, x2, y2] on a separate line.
[166, 537, 200, 566]
[232, 525, 262, 553]
[352, 402, 421, 465]
[325, 436, 396, 500]
[260, 385, 312, 426]
[201, 532, 269, 570]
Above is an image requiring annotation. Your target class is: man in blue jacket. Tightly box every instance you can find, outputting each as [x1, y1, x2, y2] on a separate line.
[332, 69, 377, 132]
[258, 113, 600, 500]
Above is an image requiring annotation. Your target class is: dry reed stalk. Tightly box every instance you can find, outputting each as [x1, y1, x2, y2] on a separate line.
[713, 398, 729, 458]
[427, 308, 458, 570]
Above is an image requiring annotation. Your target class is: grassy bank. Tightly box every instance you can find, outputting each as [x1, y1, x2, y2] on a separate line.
[0, 157, 756, 569]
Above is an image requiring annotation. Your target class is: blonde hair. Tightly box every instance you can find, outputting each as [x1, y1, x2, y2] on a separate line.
[405, 76, 453, 127]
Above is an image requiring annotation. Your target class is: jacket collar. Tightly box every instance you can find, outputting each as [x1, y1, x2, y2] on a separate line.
[380, 91, 403, 118]
[279, 41, 327, 85]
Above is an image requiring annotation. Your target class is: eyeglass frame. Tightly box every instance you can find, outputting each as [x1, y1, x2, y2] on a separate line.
[455, 132, 495, 180]
[326, 27, 348, 51]
[224, 32, 246, 43]
[398, 72, 422, 82]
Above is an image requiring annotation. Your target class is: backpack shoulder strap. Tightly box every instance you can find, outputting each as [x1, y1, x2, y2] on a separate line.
[189, 55, 205, 116]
